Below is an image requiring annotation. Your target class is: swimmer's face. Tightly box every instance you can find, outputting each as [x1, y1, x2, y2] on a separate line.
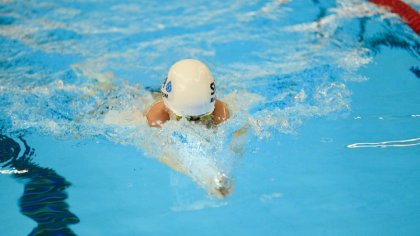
[166, 106, 212, 124]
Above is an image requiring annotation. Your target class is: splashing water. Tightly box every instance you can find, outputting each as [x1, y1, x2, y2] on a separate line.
[1, 0, 417, 196]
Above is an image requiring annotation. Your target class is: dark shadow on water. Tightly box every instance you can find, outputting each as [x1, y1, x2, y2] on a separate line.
[0, 134, 79, 236]
[409, 66, 420, 78]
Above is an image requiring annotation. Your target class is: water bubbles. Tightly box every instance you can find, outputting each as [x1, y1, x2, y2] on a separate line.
[0, 0, 385, 197]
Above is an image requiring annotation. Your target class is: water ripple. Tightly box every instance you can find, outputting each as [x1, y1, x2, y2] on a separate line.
[347, 138, 420, 148]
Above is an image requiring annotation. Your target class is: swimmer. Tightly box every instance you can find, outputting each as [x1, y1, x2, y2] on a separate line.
[145, 59, 233, 198]
[146, 59, 230, 127]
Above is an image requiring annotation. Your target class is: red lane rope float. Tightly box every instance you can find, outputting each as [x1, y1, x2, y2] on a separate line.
[369, 0, 420, 35]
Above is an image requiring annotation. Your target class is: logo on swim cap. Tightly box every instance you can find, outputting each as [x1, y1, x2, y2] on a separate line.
[166, 81, 172, 93]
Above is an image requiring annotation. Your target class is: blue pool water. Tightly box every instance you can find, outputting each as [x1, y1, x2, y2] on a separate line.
[1, 0, 419, 235]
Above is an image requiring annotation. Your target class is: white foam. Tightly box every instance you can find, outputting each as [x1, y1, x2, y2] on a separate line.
[0, 168, 28, 175]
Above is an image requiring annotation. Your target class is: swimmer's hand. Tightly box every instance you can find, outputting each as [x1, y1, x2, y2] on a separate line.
[212, 173, 233, 199]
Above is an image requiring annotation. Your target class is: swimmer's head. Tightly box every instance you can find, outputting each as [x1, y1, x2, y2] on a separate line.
[161, 59, 216, 118]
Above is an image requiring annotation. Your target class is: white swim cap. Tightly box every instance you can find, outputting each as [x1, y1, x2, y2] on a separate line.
[161, 59, 216, 117]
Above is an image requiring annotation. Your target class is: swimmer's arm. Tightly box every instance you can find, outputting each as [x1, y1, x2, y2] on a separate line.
[145, 100, 170, 127]
[213, 99, 230, 125]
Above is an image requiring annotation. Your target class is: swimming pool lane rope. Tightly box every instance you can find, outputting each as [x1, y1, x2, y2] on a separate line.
[369, 0, 420, 35]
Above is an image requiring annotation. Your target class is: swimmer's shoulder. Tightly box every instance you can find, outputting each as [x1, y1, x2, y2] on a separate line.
[213, 99, 230, 125]
[146, 100, 169, 127]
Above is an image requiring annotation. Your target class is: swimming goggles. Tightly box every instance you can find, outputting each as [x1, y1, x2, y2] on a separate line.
[175, 113, 213, 122]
